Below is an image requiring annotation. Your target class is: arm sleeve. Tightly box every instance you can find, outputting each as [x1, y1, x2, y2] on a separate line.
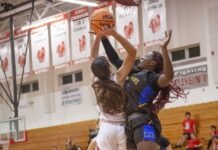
[101, 37, 123, 69]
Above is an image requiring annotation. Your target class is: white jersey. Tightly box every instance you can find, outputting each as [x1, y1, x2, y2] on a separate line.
[97, 106, 125, 123]
[95, 74, 127, 150]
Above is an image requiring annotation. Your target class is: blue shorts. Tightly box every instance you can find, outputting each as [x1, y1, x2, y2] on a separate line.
[125, 113, 161, 149]
[143, 124, 156, 142]
[126, 124, 158, 149]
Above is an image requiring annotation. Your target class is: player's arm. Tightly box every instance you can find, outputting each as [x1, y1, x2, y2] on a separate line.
[90, 34, 102, 61]
[112, 31, 136, 84]
[158, 30, 174, 88]
[101, 37, 123, 69]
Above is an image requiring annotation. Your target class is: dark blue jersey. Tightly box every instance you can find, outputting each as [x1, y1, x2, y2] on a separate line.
[125, 70, 160, 114]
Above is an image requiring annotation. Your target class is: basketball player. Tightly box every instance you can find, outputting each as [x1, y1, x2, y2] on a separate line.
[101, 30, 184, 150]
[90, 28, 136, 150]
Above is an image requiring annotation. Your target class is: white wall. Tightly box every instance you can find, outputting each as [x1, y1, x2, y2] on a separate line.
[164, 0, 218, 108]
[0, 0, 218, 130]
[0, 61, 99, 130]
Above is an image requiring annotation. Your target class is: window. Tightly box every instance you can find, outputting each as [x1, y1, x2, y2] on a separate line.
[171, 44, 201, 62]
[21, 84, 30, 93]
[62, 74, 73, 85]
[60, 71, 83, 85]
[20, 81, 39, 94]
[32, 82, 39, 91]
[171, 49, 185, 61]
[75, 72, 83, 82]
[189, 46, 200, 58]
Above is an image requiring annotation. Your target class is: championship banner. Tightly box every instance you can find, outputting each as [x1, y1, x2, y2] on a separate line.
[31, 25, 50, 73]
[71, 7, 91, 63]
[0, 32, 12, 80]
[142, 0, 166, 46]
[115, 3, 139, 51]
[93, 2, 115, 55]
[14, 28, 30, 77]
[50, 14, 70, 68]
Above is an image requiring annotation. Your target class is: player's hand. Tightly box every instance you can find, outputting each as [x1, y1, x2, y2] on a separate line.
[159, 30, 172, 48]
[99, 26, 116, 36]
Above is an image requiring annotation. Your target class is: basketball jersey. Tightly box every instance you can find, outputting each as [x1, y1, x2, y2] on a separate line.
[124, 70, 160, 115]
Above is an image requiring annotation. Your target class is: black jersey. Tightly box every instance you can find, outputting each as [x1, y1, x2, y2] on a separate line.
[125, 70, 160, 115]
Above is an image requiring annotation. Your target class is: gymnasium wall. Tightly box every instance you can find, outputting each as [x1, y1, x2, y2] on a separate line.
[0, 0, 218, 131]
[164, 0, 218, 107]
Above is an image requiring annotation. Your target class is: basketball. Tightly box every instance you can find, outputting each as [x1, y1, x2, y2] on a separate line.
[90, 8, 115, 34]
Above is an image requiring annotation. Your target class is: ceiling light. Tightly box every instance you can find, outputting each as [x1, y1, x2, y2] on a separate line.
[59, 0, 98, 7]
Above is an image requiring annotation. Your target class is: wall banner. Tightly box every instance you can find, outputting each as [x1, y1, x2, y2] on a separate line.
[0, 31, 12, 80]
[31, 25, 50, 73]
[174, 65, 208, 89]
[50, 14, 70, 68]
[142, 0, 167, 46]
[61, 86, 82, 106]
[14, 28, 30, 77]
[71, 7, 91, 63]
[116, 4, 139, 51]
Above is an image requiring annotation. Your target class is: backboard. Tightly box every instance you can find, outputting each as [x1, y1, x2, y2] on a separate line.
[0, 117, 26, 143]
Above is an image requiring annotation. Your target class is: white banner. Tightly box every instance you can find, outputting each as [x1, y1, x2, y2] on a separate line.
[0, 42, 12, 80]
[61, 86, 82, 106]
[93, 2, 115, 55]
[50, 14, 70, 68]
[31, 25, 50, 73]
[0, 32, 12, 80]
[14, 29, 30, 76]
[142, 0, 166, 46]
[71, 7, 91, 63]
[116, 4, 139, 51]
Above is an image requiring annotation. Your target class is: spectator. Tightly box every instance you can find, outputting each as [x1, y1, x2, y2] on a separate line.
[66, 138, 80, 150]
[175, 112, 197, 148]
[186, 134, 201, 150]
[207, 125, 218, 150]
[212, 134, 218, 150]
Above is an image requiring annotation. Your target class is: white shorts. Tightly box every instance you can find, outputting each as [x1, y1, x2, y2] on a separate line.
[96, 122, 127, 150]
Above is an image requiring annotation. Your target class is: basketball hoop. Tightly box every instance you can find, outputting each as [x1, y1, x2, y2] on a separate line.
[0, 138, 10, 150]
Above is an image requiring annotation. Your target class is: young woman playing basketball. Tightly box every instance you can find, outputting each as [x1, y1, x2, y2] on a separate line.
[90, 28, 136, 150]
[101, 30, 185, 150]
